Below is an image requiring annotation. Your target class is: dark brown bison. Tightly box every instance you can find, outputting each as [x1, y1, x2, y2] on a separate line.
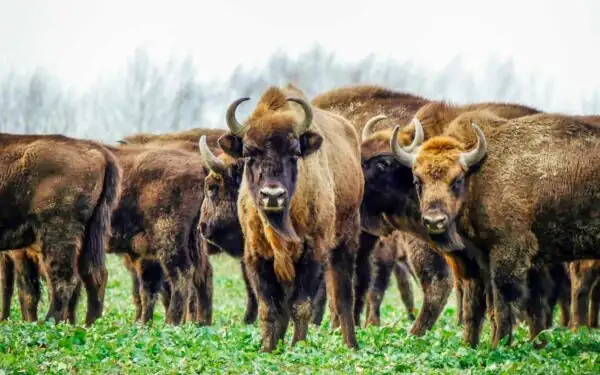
[217, 85, 364, 352]
[386, 110, 600, 347]
[0, 133, 121, 324]
[569, 260, 600, 328]
[106, 142, 212, 325]
[364, 230, 453, 335]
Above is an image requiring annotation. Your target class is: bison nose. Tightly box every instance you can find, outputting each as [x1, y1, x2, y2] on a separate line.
[259, 184, 287, 211]
[422, 213, 449, 234]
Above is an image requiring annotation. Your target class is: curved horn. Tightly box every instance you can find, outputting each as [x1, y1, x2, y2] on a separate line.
[286, 97, 314, 134]
[362, 115, 387, 140]
[390, 125, 417, 168]
[458, 122, 488, 169]
[404, 118, 425, 152]
[199, 135, 227, 175]
[226, 97, 250, 135]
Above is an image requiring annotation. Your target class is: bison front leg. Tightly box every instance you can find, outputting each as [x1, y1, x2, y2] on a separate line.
[250, 256, 289, 352]
[455, 278, 464, 325]
[240, 259, 258, 324]
[394, 262, 416, 321]
[11, 253, 42, 322]
[191, 259, 213, 326]
[409, 253, 452, 336]
[312, 278, 327, 326]
[365, 255, 394, 326]
[461, 277, 487, 348]
[522, 267, 551, 347]
[0, 255, 15, 321]
[326, 239, 359, 350]
[490, 252, 529, 347]
[290, 252, 322, 347]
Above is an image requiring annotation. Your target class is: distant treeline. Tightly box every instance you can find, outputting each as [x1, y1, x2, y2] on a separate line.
[1, 44, 598, 142]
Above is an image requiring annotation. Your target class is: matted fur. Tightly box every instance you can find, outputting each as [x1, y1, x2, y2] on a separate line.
[223, 85, 364, 352]
[0, 133, 122, 325]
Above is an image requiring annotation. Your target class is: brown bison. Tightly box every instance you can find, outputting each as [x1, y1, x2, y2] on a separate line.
[217, 85, 364, 352]
[364, 230, 453, 335]
[0, 133, 121, 324]
[569, 260, 600, 328]
[119, 128, 226, 149]
[386, 110, 600, 347]
[106, 142, 212, 325]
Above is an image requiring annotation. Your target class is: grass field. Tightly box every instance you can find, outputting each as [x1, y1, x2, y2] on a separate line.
[1, 255, 599, 374]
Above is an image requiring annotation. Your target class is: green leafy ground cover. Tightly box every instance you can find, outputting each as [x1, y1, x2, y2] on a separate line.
[1, 255, 599, 374]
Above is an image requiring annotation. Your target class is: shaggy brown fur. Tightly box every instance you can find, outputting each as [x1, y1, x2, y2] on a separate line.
[219, 85, 363, 352]
[0, 249, 45, 322]
[365, 230, 453, 335]
[198, 150, 329, 326]
[387, 110, 600, 348]
[0, 133, 121, 325]
[569, 260, 600, 328]
[106, 143, 212, 326]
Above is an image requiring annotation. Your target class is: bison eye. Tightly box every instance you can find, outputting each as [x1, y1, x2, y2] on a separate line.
[207, 184, 219, 196]
[451, 175, 465, 194]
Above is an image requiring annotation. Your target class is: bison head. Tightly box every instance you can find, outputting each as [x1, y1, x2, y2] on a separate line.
[217, 91, 323, 242]
[199, 135, 245, 257]
[390, 120, 487, 250]
[359, 115, 424, 237]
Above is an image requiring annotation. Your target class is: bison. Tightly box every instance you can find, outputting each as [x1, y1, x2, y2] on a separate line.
[106, 142, 212, 325]
[386, 110, 600, 347]
[0, 133, 121, 324]
[216, 85, 364, 352]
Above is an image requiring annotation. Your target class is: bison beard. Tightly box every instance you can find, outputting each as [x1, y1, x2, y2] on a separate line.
[428, 222, 465, 252]
[263, 209, 300, 244]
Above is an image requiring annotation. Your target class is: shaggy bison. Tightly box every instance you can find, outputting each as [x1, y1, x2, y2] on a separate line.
[217, 85, 364, 352]
[0, 133, 121, 324]
[387, 110, 600, 347]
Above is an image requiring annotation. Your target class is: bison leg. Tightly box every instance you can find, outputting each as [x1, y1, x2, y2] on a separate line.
[191, 259, 213, 326]
[312, 278, 327, 326]
[395, 261, 416, 322]
[251, 256, 289, 353]
[241, 259, 258, 324]
[547, 263, 571, 327]
[326, 239, 359, 350]
[365, 255, 394, 326]
[64, 281, 82, 324]
[138, 259, 164, 325]
[353, 232, 378, 327]
[43, 242, 79, 324]
[123, 256, 142, 321]
[522, 267, 551, 347]
[455, 278, 464, 325]
[163, 248, 192, 326]
[409, 249, 452, 336]
[0, 255, 15, 320]
[589, 278, 600, 328]
[11, 253, 42, 322]
[161, 279, 172, 314]
[290, 251, 322, 347]
[570, 264, 599, 329]
[461, 278, 487, 348]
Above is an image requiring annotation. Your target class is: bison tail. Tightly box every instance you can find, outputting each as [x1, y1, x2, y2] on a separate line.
[81, 149, 122, 282]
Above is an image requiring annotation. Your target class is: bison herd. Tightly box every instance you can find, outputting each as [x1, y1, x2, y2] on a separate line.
[1, 83, 600, 353]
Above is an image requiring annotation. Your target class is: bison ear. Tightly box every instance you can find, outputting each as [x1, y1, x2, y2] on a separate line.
[299, 131, 323, 157]
[218, 134, 243, 158]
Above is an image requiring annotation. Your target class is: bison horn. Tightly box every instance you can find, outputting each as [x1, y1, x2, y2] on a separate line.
[199, 135, 227, 175]
[404, 118, 425, 152]
[362, 115, 387, 140]
[226, 97, 250, 135]
[458, 123, 488, 169]
[286, 97, 314, 134]
[390, 125, 417, 168]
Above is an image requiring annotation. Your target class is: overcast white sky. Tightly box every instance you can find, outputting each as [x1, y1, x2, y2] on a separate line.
[1, 0, 599, 102]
